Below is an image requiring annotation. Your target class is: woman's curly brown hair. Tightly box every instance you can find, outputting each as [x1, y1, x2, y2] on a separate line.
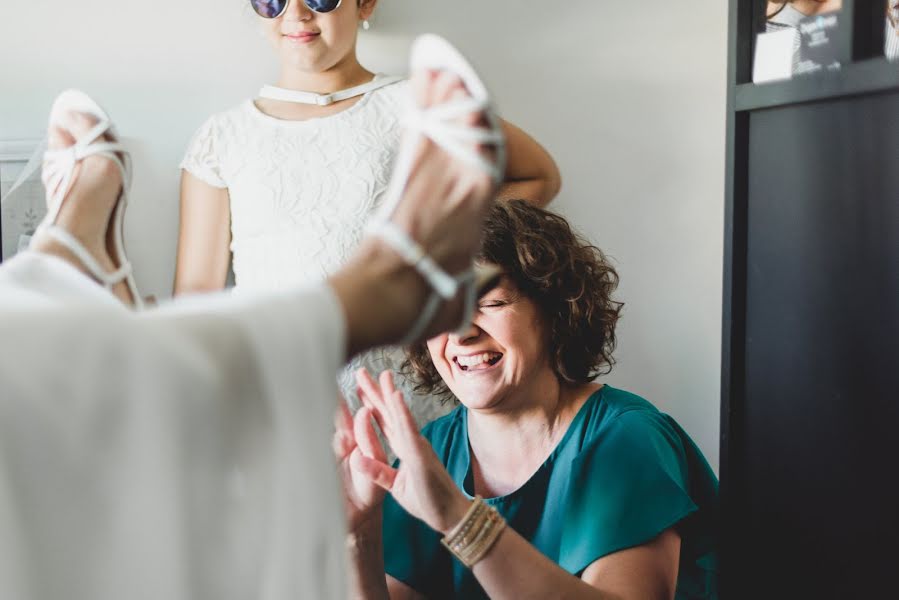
[403, 199, 624, 403]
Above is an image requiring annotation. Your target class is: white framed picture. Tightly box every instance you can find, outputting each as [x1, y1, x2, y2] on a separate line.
[0, 140, 44, 262]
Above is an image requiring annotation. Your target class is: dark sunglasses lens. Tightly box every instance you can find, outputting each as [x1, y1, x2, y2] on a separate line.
[250, 0, 288, 18]
[305, 0, 341, 13]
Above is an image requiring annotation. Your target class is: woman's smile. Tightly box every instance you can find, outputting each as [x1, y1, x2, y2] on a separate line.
[284, 30, 321, 43]
[453, 352, 504, 374]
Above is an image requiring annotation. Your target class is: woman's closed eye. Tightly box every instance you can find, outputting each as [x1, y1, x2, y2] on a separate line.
[478, 299, 508, 309]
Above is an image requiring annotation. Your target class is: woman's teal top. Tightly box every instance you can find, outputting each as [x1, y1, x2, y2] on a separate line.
[382, 385, 718, 599]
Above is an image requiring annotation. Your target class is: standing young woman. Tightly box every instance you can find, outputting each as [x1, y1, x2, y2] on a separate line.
[176, 0, 561, 417]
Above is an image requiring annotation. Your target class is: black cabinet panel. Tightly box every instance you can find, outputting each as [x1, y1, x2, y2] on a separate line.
[735, 93, 899, 599]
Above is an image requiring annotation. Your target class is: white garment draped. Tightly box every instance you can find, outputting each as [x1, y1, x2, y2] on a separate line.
[0, 252, 348, 600]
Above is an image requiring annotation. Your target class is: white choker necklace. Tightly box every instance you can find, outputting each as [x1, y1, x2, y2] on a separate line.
[258, 75, 403, 106]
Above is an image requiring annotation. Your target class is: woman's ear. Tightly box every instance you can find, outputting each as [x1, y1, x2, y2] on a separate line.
[358, 0, 378, 21]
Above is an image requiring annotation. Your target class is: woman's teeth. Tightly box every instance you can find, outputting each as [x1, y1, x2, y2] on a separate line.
[456, 352, 502, 371]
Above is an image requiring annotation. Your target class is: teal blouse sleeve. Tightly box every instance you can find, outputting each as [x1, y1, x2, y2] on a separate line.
[558, 408, 701, 575]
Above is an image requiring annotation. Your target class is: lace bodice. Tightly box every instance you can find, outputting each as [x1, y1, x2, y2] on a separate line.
[181, 76, 409, 291]
[181, 77, 452, 425]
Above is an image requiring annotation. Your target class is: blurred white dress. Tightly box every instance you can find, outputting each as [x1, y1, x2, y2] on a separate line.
[0, 252, 347, 600]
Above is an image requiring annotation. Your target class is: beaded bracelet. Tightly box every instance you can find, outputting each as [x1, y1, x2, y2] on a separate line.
[440, 496, 507, 568]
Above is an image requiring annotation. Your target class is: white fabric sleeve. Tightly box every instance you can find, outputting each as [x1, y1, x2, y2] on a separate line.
[0, 284, 349, 600]
[151, 285, 349, 600]
[180, 115, 228, 188]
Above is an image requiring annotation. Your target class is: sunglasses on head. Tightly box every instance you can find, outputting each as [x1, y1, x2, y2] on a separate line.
[250, 0, 343, 18]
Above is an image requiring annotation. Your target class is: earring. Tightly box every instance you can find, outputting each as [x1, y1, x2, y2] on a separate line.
[362, 19, 371, 31]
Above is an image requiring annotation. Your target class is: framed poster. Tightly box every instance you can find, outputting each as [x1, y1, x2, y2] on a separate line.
[0, 140, 44, 262]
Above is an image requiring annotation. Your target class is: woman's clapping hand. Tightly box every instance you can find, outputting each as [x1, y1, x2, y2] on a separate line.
[333, 398, 388, 532]
[352, 369, 471, 535]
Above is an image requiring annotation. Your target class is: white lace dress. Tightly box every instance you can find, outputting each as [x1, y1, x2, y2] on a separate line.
[180, 76, 451, 425]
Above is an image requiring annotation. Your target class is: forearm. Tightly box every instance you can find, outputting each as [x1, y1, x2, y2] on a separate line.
[469, 527, 608, 600]
[172, 230, 229, 296]
[347, 517, 390, 600]
[174, 173, 232, 296]
[470, 525, 679, 600]
[429, 494, 606, 599]
[499, 120, 561, 207]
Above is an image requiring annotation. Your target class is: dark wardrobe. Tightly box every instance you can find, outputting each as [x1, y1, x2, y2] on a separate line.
[722, 1, 899, 598]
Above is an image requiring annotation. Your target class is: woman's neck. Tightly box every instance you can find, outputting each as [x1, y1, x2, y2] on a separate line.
[469, 380, 565, 459]
[276, 55, 374, 93]
[258, 54, 376, 121]
[466, 378, 600, 497]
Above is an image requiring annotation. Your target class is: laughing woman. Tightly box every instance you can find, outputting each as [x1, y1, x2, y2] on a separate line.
[336, 200, 719, 599]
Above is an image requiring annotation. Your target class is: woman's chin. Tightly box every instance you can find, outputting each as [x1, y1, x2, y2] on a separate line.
[455, 388, 509, 412]
[280, 48, 326, 72]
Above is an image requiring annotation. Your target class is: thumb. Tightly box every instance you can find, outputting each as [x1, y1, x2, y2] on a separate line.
[350, 450, 398, 491]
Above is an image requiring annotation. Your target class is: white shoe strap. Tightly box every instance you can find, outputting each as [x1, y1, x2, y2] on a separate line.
[42, 225, 132, 288]
[43, 143, 130, 225]
[371, 221, 480, 343]
[419, 124, 501, 179]
[375, 221, 459, 299]
[365, 68, 505, 342]
[403, 104, 504, 183]
[45, 140, 125, 163]
[407, 113, 503, 145]
[396, 269, 476, 345]
[77, 117, 113, 149]
[419, 96, 488, 122]
[10, 117, 124, 216]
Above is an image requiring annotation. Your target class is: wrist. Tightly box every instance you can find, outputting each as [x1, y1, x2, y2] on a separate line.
[330, 238, 429, 357]
[347, 512, 383, 555]
[439, 495, 507, 569]
[346, 511, 388, 599]
[435, 492, 476, 536]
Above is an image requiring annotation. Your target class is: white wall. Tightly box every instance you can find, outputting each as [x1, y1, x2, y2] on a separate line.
[0, 0, 727, 469]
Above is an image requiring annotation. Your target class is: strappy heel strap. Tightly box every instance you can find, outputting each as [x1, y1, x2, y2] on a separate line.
[402, 99, 505, 182]
[41, 226, 134, 290]
[366, 35, 506, 344]
[43, 141, 131, 224]
[375, 221, 461, 299]
[20, 89, 143, 309]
